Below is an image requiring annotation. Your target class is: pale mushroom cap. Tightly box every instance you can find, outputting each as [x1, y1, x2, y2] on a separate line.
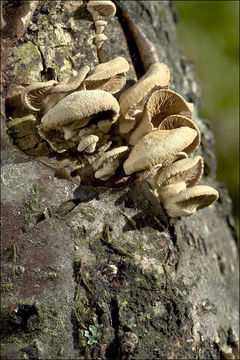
[158, 114, 200, 153]
[119, 63, 170, 123]
[123, 127, 197, 175]
[87, 1, 116, 18]
[77, 135, 99, 153]
[144, 89, 192, 128]
[94, 146, 129, 180]
[157, 156, 204, 188]
[21, 80, 57, 111]
[85, 57, 129, 94]
[41, 90, 120, 131]
[50, 66, 90, 94]
[164, 185, 219, 217]
[94, 146, 129, 170]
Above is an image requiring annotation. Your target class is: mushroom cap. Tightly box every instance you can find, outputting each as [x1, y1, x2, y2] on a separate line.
[123, 127, 197, 175]
[21, 80, 57, 111]
[94, 146, 129, 180]
[50, 66, 90, 94]
[87, 1, 116, 18]
[94, 146, 129, 171]
[41, 90, 120, 131]
[77, 135, 99, 153]
[157, 156, 204, 188]
[85, 57, 129, 94]
[158, 115, 200, 153]
[119, 63, 170, 125]
[164, 185, 219, 217]
[143, 89, 192, 127]
[94, 33, 108, 48]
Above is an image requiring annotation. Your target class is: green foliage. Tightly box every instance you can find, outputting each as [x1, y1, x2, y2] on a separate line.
[175, 1, 239, 222]
[84, 324, 103, 345]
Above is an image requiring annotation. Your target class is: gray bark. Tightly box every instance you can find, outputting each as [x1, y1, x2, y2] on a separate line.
[1, 1, 239, 359]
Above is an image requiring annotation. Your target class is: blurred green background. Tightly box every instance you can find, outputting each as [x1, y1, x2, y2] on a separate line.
[175, 1, 239, 227]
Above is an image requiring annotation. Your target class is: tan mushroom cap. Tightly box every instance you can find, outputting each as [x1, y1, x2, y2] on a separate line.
[94, 146, 129, 180]
[85, 57, 129, 94]
[123, 127, 197, 175]
[119, 63, 170, 127]
[21, 80, 57, 111]
[94, 33, 108, 48]
[87, 1, 116, 21]
[157, 156, 203, 188]
[95, 20, 107, 34]
[77, 135, 99, 153]
[158, 115, 200, 153]
[144, 89, 192, 126]
[41, 90, 120, 131]
[164, 185, 219, 217]
[50, 66, 90, 94]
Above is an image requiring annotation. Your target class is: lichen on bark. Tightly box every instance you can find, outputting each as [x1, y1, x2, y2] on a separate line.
[1, 1, 239, 359]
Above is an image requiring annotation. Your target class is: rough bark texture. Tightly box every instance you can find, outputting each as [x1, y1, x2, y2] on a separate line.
[1, 1, 239, 359]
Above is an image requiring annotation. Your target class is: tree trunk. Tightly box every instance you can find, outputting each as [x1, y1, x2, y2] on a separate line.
[1, 1, 239, 359]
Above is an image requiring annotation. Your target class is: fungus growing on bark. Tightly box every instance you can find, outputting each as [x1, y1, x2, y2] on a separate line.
[87, 1, 116, 50]
[95, 20, 107, 34]
[119, 63, 170, 134]
[123, 127, 198, 175]
[21, 80, 57, 112]
[41, 90, 120, 132]
[87, 0, 116, 21]
[77, 134, 99, 153]
[158, 115, 200, 153]
[128, 90, 193, 145]
[163, 185, 219, 217]
[85, 57, 129, 94]
[156, 156, 204, 202]
[21, 66, 90, 114]
[94, 146, 129, 181]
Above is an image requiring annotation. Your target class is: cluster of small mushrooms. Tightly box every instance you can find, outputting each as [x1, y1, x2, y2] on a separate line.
[11, 0, 219, 217]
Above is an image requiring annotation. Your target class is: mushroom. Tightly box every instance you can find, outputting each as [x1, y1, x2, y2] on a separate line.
[21, 80, 57, 111]
[21, 66, 90, 114]
[50, 65, 90, 94]
[94, 146, 129, 181]
[158, 115, 200, 153]
[94, 33, 108, 49]
[87, 0, 116, 21]
[128, 90, 193, 145]
[84, 57, 130, 94]
[41, 89, 120, 132]
[163, 185, 219, 217]
[156, 156, 204, 202]
[119, 63, 170, 134]
[95, 20, 107, 34]
[77, 134, 99, 153]
[123, 127, 198, 176]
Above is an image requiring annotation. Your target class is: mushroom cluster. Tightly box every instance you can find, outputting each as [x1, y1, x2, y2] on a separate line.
[87, 0, 116, 50]
[14, 1, 219, 218]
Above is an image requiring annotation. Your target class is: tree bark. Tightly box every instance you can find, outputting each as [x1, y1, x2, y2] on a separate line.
[1, 1, 239, 359]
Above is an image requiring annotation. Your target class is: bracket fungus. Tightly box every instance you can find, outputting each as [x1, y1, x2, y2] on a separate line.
[87, 0, 116, 50]
[123, 127, 198, 175]
[21, 80, 58, 112]
[93, 146, 129, 181]
[128, 89, 194, 145]
[87, 0, 116, 21]
[85, 57, 129, 94]
[41, 90, 120, 132]
[163, 185, 219, 217]
[119, 63, 170, 133]
[21, 66, 90, 115]
[156, 156, 204, 200]
[15, 7, 219, 217]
